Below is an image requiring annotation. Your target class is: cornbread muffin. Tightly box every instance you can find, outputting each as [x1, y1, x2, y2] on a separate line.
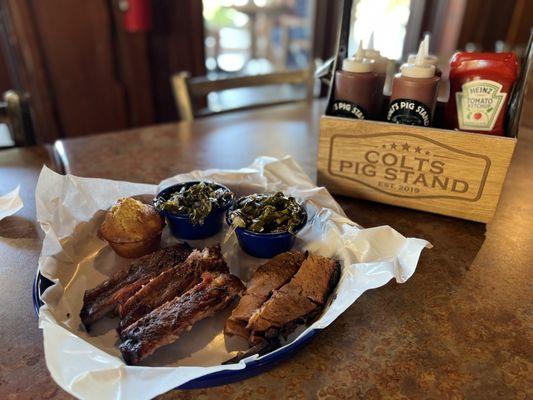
[99, 197, 165, 258]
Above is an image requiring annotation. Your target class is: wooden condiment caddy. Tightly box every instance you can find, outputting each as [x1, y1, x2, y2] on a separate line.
[317, 0, 530, 223]
[318, 117, 516, 222]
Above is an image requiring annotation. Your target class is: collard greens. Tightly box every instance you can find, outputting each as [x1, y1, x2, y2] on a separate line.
[155, 182, 231, 225]
[228, 192, 306, 233]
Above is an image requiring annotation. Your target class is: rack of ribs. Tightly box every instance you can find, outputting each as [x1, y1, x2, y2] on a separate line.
[224, 251, 306, 340]
[120, 272, 245, 365]
[117, 245, 228, 335]
[80, 243, 192, 328]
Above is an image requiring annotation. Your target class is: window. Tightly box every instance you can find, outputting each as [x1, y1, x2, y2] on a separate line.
[348, 0, 412, 61]
[203, 0, 315, 75]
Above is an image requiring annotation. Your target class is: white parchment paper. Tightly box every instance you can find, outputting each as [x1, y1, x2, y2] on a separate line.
[0, 185, 23, 220]
[36, 156, 430, 400]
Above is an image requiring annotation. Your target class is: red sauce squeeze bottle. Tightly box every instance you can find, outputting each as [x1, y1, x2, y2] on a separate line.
[387, 40, 440, 127]
[364, 33, 389, 112]
[331, 41, 379, 119]
[445, 52, 518, 136]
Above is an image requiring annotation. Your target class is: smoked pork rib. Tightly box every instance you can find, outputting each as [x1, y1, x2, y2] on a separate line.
[80, 243, 192, 328]
[119, 272, 245, 365]
[224, 251, 306, 339]
[247, 254, 340, 342]
[117, 245, 228, 334]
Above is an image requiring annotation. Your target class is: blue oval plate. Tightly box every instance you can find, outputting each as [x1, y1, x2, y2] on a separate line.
[32, 272, 318, 389]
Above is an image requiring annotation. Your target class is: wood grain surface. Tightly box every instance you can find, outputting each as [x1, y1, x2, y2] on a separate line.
[318, 116, 516, 222]
[1, 0, 63, 143]
[31, 0, 129, 137]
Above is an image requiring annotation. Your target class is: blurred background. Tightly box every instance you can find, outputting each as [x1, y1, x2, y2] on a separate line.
[0, 0, 531, 146]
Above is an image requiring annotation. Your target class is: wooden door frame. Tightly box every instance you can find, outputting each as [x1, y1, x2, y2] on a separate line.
[0, 0, 62, 144]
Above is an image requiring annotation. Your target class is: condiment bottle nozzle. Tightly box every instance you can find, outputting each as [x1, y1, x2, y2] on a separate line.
[368, 32, 375, 50]
[402, 39, 436, 78]
[342, 40, 374, 73]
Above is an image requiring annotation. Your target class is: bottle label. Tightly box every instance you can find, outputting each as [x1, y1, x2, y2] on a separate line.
[387, 99, 431, 127]
[455, 79, 506, 131]
[329, 100, 367, 119]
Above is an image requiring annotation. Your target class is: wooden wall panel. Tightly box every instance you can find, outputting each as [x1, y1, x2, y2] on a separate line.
[506, 0, 533, 49]
[0, 0, 62, 143]
[0, 52, 13, 93]
[313, 0, 340, 61]
[149, 0, 206, 122]
[111, 6, 154, 128]
[457, 0, 518, 51]
[30, 0, 128, 137]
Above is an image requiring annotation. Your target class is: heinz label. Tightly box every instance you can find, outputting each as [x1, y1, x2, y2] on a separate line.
[327, 132, 490, 200]
[456, 79, 506, 131]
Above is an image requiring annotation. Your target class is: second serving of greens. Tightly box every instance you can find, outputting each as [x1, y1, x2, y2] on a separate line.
[228, 192, 306, 234]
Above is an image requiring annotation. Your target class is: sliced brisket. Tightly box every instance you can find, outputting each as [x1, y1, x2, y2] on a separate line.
[247, 254, 340, 342]
[224, 251, 306, 339]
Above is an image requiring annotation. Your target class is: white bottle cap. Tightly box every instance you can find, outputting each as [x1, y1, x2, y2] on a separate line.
[407, 34, 438, 66]
[364, 32, 381, 59]
[343, 40, 374, 73]
[407, 54, 439, 66]
[373, 57, 389, 74]
[363, 32, 388, 74]
[401, 39, 435, 78]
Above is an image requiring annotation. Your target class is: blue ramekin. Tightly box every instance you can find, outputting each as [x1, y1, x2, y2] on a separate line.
[226, 203, 307, 258]
[155, 181, 233, 240]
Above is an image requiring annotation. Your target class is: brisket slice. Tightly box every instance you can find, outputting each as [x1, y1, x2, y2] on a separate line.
[119, 272, 245, 365]
[80, 243, 192, 328]
[117, 245, 228, 334]
[224, 251, 306, 339]
[290, 254, 340, 305]
[247, 254, 340, 343]
[247, 284, 318, 335]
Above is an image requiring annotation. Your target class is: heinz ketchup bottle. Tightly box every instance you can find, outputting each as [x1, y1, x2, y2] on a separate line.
[445, 52, 518, 136]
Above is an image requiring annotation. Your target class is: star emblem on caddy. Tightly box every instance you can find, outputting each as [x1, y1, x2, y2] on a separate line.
[402, 143, 410, 151]
[415, 146, 422, 153]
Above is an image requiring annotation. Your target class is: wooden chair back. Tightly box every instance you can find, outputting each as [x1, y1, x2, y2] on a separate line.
[0, 91, 35, 148]
[171, 65, 316, 121]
